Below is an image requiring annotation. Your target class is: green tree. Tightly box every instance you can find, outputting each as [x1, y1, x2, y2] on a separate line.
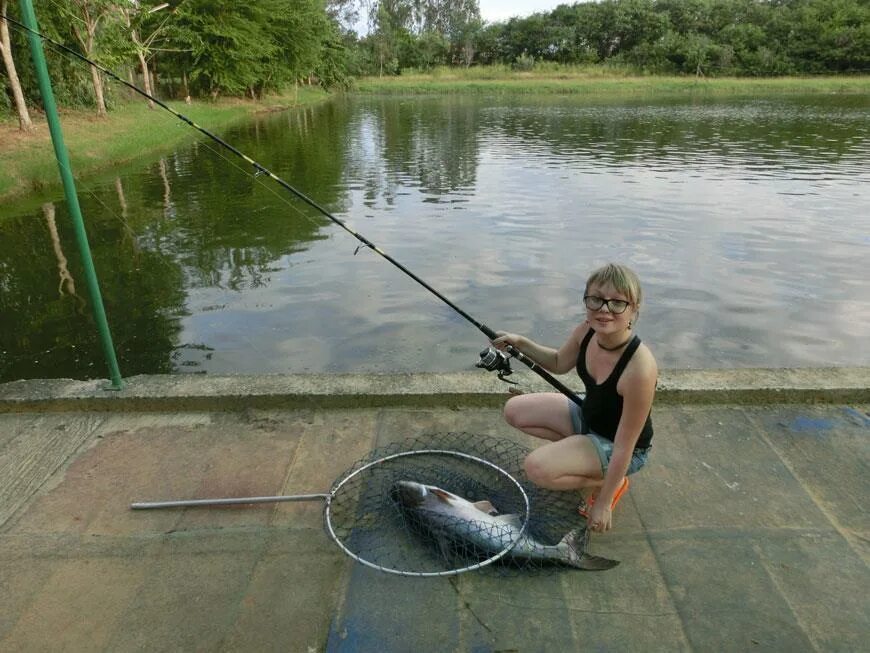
[59, 0, 125, 115]
[370, 1, 409, 75]
[443, 0, 481, 66]
[118, 1, 176, 108]
[784, 0, 869, 72]
[166, 0, 332, 98]
[1, 0, 33, 130]
[416, 30, 449, 69]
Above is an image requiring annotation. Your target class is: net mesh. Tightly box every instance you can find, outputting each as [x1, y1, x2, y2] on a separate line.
[325, 432, 593, 576]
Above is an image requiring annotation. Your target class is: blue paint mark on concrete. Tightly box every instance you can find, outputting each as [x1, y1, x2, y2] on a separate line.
[787, 416, 835, 433]
[842, 407, 870, 428]
[326, 562, 462, 653]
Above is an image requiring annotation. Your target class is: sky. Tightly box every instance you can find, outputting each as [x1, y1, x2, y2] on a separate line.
[477, 1, 566, 23]
[351, 1, 566, 34]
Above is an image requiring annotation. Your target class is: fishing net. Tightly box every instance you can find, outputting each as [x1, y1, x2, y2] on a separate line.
[324, 447, 530, 576]
[133, 432, 614, 576]
[326, 432, 604, 576]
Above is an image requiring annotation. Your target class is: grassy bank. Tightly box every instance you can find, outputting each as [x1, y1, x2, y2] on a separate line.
[0, 87, 329, 204]
[356, 66, 870, 96]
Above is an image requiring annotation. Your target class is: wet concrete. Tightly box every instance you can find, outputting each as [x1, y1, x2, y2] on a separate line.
[0, 371, 868, 652]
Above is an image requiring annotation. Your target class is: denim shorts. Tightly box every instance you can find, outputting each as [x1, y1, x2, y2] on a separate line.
[568, 398, 649, 476]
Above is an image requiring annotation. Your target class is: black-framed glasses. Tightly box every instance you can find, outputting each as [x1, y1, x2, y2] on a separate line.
[583, 295, 630, 314]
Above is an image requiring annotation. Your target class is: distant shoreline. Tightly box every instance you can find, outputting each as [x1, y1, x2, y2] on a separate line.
[355, 71, 870, 96]
[2, 74, 867, 207]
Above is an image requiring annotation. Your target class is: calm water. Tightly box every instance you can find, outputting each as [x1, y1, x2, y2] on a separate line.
[1, 94, 868, 382]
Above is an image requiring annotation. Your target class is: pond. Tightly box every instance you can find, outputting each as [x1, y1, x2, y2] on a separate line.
[1, 93, 868, 383]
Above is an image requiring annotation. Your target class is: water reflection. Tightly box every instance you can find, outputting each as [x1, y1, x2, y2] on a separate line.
[0, 95, 867, 381]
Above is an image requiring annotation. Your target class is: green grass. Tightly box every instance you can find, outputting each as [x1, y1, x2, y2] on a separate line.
[355, 66, 870, 96]
[0, 87, 329, 205]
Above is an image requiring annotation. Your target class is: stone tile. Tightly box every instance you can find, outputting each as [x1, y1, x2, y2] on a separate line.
[327, 566, 462, 652]
[373, 406, 518, 447]
[9, 423, 221, 536]
[171, 414, 304, 532]
[0, 556, 58, 641]
[0, 413, 104, 529]
[752, 532, 870, 652]
[742, 404, 870, 534]
[222, 531, 350, 652]
[272, 409, 379, 526]
[635, 405, 823, 531]
[1, 557, 147, 652]
[649, 534, 816, 651]
[454, 534, 690, 651]
[105, 531, 270, 652]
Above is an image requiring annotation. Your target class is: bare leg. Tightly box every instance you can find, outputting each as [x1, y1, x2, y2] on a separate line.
[504, 393, 604, 493]
[503, 393, 575, 442]
[523, 434, 604, 491]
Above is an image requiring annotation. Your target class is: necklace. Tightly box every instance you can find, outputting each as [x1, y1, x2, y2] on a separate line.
[597, 334, 633, 352]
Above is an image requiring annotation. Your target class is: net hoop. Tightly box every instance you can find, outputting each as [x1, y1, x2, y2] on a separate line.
[324, 449, 531, 577]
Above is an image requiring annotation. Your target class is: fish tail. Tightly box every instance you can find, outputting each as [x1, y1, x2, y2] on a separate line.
[559, 527, 620, 571]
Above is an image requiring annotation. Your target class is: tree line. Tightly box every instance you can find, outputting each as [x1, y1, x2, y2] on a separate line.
[1, 0, 346, 130]
[356, 0, 868, 76]
[2, 0, 868, 129]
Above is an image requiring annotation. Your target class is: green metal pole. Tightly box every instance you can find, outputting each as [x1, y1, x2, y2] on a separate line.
[18, 0, 124, 389]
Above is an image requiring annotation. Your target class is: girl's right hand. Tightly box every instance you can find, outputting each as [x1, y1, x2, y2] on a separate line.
[491, 332, 525, 352]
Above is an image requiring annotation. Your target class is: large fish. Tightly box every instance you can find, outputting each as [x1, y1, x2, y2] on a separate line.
[390, 480, 619, 571]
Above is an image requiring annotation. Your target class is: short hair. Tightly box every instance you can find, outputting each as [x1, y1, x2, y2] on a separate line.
[585, 263, 642, 306]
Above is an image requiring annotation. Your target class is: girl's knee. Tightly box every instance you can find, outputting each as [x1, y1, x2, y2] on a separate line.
[523, 450, 550, 486]
[503, 396, 524, 428]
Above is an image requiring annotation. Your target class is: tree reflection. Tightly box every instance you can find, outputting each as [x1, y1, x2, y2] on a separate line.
[0, 188, 190, 381]
[157, 157, 172, 217]
[353, 96, 481, 203]
[43, 202, 78, 299]
[0, 102, 352, 382]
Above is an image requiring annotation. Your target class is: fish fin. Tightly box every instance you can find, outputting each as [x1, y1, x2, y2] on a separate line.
[560, 526, 620, 571]
[472, 500, 498, 515]
[559, 526, 587, 552]
[493, 513, 524, 528]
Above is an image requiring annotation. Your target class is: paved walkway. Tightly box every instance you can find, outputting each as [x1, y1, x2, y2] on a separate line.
[0, 372, 868, 652]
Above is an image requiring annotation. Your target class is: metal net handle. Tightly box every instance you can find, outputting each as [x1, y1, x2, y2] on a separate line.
[324, 449, 531, 578]
[130, 494, 329, 510]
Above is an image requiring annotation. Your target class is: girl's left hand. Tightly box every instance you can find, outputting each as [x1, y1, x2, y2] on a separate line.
[588, 503, 612, 533]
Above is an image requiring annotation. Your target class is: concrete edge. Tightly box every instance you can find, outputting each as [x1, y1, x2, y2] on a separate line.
[0, 368, 867, 413]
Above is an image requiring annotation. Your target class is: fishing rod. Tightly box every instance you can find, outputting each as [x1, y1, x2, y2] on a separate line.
[4, 13, 584, 408]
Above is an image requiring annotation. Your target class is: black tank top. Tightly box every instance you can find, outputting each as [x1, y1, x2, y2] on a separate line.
[576, 329, 653, 450]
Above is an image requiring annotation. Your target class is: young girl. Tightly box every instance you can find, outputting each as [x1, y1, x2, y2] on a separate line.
[492, 263, 657, 533]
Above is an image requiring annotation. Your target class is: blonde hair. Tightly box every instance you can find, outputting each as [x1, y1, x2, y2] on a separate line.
[585, 263, 642, 307]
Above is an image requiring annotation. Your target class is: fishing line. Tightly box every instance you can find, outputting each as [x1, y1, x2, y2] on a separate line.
[3, 13, 584, 406]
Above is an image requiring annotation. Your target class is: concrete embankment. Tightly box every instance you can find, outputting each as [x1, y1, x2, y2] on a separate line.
[0, 369, 867, 652]
[1, 367, 868, 412]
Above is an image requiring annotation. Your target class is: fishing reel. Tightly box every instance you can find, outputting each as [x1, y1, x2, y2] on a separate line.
[475, 346, 517, 384]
